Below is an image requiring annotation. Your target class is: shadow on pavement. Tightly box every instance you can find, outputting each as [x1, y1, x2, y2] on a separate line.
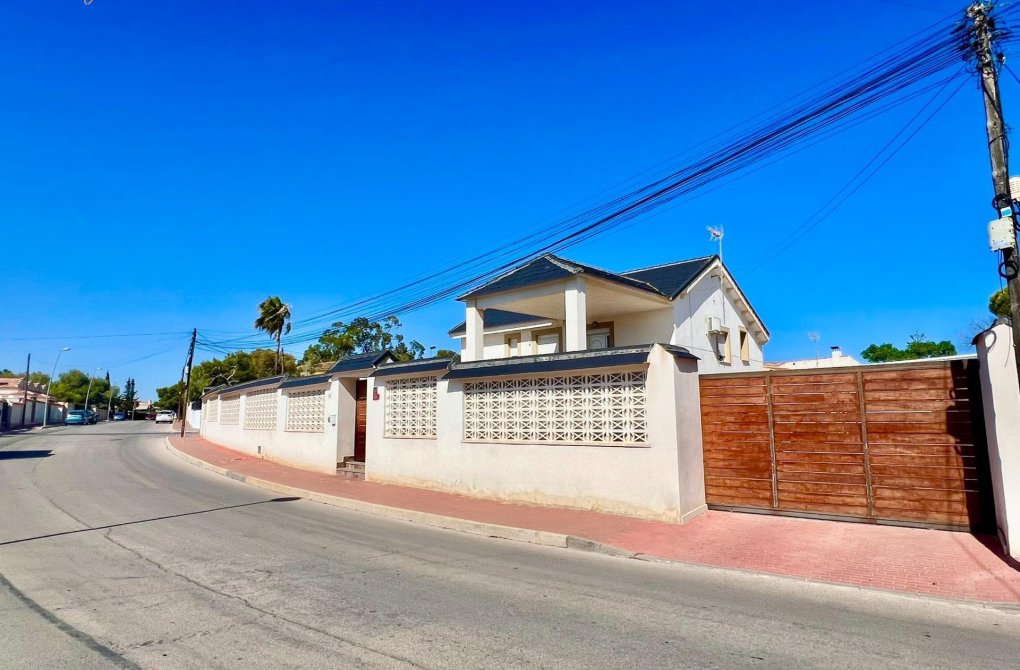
[0, 450, 52, 460]
[0, 497, 302, 547]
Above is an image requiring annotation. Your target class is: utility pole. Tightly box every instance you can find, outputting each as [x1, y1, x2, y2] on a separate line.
[180, 329, 197, 438]
[21, 353, 30, 427]
[968, 1, 1020, 387]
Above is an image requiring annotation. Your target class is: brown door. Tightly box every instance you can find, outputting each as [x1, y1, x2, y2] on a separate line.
[354, 380, 368, 462]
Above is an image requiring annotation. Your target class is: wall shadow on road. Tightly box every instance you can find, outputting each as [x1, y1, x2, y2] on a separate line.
[0, 497, 302, 547]
[0, 450, 52, 460]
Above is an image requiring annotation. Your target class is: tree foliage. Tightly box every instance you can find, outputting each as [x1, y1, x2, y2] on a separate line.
[989, 287, 1010, 319]
[50, 369, 115, 408]
[155, 349, 298, 407]
[123, 378, 138, 413]
[301, 316, 425, 371]
[0, 370, 49, 386]
[860, 333, 957, 363]
[254, 296, 293, 374]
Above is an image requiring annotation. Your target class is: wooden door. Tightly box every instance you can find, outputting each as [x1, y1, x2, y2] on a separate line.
[354, 380, 367, 462]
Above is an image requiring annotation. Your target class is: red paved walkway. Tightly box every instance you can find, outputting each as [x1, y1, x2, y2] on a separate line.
[168, 434, 1020, 604]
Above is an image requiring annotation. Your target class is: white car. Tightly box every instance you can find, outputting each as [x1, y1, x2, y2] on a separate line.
[155, 410, 175, 424]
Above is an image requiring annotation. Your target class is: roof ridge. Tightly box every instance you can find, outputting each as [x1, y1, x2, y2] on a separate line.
[555, 256, 668, 296]
[457, 254, 565, 300]
[543, 254, 583, 274]
[620, 254, 717, 275]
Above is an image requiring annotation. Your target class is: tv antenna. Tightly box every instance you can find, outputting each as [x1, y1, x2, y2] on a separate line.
[808, 331, 820, 364]
[707, 226, 724, 262]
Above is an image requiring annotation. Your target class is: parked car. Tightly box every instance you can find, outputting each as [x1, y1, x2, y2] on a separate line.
[65, 410, 97, 426]
[112, 412, 126, 421]
[154, 410, 175, 424]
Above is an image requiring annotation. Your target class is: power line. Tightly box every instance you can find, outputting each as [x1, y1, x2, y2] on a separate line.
[199, 8, 1016, 354]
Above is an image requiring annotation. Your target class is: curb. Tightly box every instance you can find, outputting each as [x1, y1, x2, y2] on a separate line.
[164, 438, 635, 559]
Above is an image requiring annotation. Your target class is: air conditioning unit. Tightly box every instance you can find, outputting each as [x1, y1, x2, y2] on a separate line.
[706, 316, 724, 334]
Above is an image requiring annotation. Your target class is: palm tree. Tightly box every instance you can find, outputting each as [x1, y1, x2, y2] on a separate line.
[254, 296, 293, 374]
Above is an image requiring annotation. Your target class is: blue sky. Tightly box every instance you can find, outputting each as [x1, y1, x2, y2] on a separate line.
[0, 1, 1012, 398]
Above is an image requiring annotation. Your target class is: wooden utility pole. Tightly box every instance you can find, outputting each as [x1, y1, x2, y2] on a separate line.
[180, 329, 197, 438]
[968, 1, 1020, 386]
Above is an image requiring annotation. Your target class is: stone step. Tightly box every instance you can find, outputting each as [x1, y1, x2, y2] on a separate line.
[336, 467, 365, 481]
[336, 459, 366, 480]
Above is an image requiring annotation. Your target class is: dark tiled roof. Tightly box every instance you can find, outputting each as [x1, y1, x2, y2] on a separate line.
[444, 344, 696, 380]
[619, 256, 716, 299]
[372, 357, 457, 377]
[216, 375, 286, 395]
[448, 309, 554, 336]
[459, 255, 664, 300]
[328, 350, 395, 374]
[280, 373, 333, 389]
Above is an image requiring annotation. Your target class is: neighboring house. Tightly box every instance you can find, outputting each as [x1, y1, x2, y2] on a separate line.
[766, 346, 861, 370]
[0, 376, 64, 427]
[448, 253, 768, 372]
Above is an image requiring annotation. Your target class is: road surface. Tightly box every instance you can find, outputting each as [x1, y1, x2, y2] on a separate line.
[0, 423, 1017, 669]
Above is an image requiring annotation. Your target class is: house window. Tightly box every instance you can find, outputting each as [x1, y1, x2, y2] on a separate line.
[715, 328, 732, 364]
[286, 388, 326, 432]
[586, 328, 610, 350]
[244, 388, 278, 430]
[535, 330, 561, 355]
[384, 375, 438, 438]
[463, 372, 647, 445]
[739, 329, 750, 364]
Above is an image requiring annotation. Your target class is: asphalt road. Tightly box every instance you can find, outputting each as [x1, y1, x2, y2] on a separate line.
[0, 423, 1017, 670]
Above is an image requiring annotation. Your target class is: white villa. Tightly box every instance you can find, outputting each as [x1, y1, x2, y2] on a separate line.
[200, 252, 769, 523]
[449, 254, 768, 372]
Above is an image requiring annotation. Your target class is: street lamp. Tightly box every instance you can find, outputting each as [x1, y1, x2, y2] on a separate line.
[83, 367, 102, 415]
[42, 347, 70, 428]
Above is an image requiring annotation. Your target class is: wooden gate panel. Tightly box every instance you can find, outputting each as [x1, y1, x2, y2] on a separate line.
[699, 359, 992, 529]
[862, 362, 985, 526]
[700, 376, 773, 509]
[768, 373, 869, 517]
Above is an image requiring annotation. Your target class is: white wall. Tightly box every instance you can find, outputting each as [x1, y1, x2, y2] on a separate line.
[975, 322, 1020, 560]
[612, 308, 673, 347]
[201, 382, 342, 474]
[364, 346, 707, 522]
[673, 272, 764, 373]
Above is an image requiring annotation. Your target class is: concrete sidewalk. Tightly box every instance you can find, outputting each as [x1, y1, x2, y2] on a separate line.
[167, 434, 1020, 605]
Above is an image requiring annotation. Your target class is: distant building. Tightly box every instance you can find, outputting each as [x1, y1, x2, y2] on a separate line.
[0, 376, 65, 427]
[766, 345, 861, 370]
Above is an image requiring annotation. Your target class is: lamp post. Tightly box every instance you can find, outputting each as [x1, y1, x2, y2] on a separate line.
[83, 367, 102, 416]
[42, 347, 70, 427]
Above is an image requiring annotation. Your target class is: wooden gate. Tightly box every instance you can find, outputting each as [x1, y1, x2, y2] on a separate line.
[699, 359, 993, 529]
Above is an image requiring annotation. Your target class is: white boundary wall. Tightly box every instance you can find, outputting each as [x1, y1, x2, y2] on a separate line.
[975, 322, 1020, 560]
[365, 344, 707, 523]
[200, 380, 342, 474]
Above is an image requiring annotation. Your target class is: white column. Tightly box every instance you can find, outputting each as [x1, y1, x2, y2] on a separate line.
[520, 329, 534, 356]
[976, 322, 1020, 560]
[564, 278, 587, 352]
[464, 301, 485, 362]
